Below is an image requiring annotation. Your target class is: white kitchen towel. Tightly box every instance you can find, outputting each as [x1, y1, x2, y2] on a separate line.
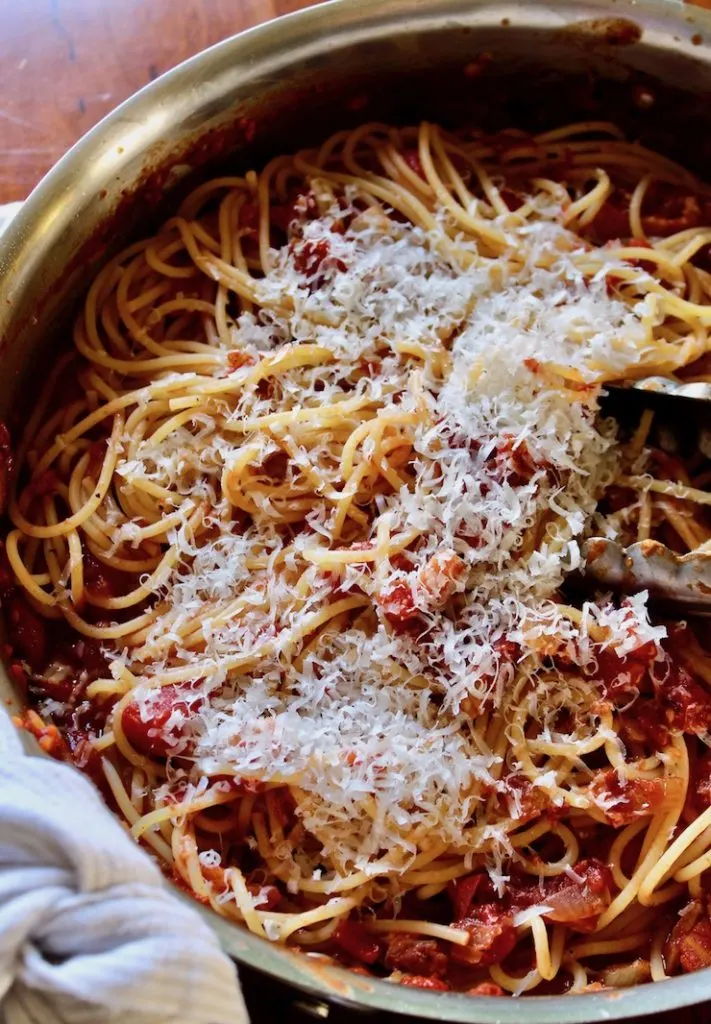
[0, 711, 248, 1024]
[0, 201, 248, 1024]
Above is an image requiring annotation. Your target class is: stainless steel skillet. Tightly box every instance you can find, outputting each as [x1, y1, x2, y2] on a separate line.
[2, 0, 711, 1019]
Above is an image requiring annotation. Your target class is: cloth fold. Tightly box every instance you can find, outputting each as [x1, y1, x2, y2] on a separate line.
[0, 701, 248, 1024]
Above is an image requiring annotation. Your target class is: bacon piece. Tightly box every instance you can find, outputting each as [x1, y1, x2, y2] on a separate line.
[448, 873, 483, 921]
[451, 904, 517, 967]
[418, 549, 467, 608]
[528, 859, 613, 932]
[398, 975, 450, 990]
[590, 769, 684, 827]
[384, 933, 448, 977]
[492, 859, 614, 934]
[120, 684, 201, 758]
[0, 422, 13, 514]
[334, 920, 381, 965]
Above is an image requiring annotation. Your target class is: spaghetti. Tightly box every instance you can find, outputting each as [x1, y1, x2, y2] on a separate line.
[4, 120, 711, 995]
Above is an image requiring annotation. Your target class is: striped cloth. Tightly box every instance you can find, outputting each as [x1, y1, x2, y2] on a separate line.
[0, 201, 248, 1024]
[0, 711, 249, 1024]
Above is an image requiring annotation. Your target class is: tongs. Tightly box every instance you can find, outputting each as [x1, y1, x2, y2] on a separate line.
[582, 537, 711, 617]
[580, 380, 711, 616]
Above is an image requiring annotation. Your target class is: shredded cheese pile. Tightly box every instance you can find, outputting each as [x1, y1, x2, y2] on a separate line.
[105, 187, 669, 880]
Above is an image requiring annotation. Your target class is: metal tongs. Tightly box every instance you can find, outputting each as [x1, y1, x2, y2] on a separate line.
[580, 380, 711, 616]
[582, 538, 711, 617]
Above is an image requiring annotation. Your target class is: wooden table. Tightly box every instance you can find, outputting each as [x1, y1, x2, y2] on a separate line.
[3, 0, 711, 1021]
[0, 0, 324, 204]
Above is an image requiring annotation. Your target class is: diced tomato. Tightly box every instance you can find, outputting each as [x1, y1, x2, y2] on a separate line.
[491, 435, 540, 487]
[418, 549, 467, 608]
[58, 635, 110, 681]
[86, 438, 108, 478]
[641, 184, 708, 238]
[120, 683, 200, 758]
[83, 552, 119, 598]
[27, 468, 60, 498]
[260, 450, 289, 483]
[468, 982, 504, 996]
[271, 191, 318, 234]
[495, 638, 522, 666]
[376, 581, 422, 632]
[500, 189, 523, 212]
[357, 356, 382, 379]
[590, 769, 684, 827]
[502, 773, 551, 823]
[448, 873, 483, 921]
[694, 749, 711, 811]
[0, 540, 15, 598]
[592, 640, 658, 703]
[14, 709, 70, 759]
[384, 933, 448, 977]
[227, 350, 257, 372]
[64, 725, 103, 779]
[5, 592, 47, 671]
[239, 201, 260, 233]
[593, 184, 711, 243]
[656, 658, 711, 736]
[648, 449, 687, 483]
[618, 700, 669, 751]
[334, 920, 382, 965]
[589, 193, 631, 243]
[666, 904, 711, 973]
[291, 239, 347, 289]
[0, 422, 12, 513]
[246, 882, 282, 911]
[451, 904, 517, 967]
[398, 975, 450, 990]
[402, 149, 426, 180]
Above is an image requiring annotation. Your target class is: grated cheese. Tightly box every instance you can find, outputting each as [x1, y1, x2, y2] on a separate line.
[102, 186, 670, 878]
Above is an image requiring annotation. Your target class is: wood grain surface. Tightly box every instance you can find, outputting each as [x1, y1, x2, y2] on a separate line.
[2, 1, 711, 1021]
[1, 0, 711, 203]
[0, 0, 323, 202]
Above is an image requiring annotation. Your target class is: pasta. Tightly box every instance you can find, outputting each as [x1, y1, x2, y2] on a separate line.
[4, 119, 711, 995]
